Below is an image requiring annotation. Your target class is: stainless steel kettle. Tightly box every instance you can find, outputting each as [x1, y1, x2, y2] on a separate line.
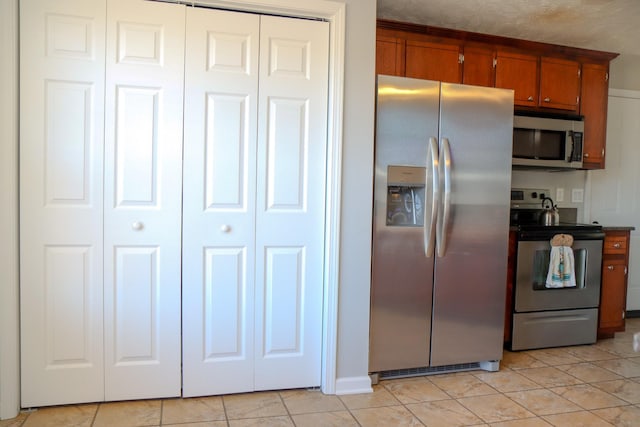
[540, 197, 559, 225]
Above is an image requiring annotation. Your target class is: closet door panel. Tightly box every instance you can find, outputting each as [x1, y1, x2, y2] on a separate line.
[103, 0, 185, 400]
[20, 0, 106, 407]
[182, 7, 260, 397]
[254, 15, 329, 391]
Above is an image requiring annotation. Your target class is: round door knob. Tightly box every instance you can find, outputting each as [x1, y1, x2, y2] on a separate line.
[544, 97, 551, 102]
[608, 265, 614, 270]
[614, 243, 621, 248]
[132, 221, 144, 231]
[220, 224, 231, 233]
[527, 96, 534, 101]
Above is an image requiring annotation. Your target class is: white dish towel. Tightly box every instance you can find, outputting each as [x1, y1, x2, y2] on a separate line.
[545, 245, 576, 288]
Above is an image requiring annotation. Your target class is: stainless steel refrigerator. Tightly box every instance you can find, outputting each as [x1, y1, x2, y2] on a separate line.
[369, 75, 514, 377]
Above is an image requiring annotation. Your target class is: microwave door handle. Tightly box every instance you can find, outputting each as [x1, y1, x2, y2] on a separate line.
[424, 137, 439, 257]
[568, 131, 575, 162]
[437, 137, 451, 257]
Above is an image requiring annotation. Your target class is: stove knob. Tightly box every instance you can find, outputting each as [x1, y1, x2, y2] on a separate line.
[531, 192, 538, 199]
[539, 193, 546, 199]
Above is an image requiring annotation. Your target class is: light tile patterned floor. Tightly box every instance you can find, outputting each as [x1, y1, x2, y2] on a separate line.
[3, 318, 640, 427]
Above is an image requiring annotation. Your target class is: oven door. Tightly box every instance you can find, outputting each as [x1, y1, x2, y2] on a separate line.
[514, 238, 603, 312]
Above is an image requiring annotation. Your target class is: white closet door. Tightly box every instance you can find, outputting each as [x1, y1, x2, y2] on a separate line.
[254, 15, 329, 391]
[103, 0, 185, 400]
[182, 7, 260, 397]
[20, 0, 107, 407]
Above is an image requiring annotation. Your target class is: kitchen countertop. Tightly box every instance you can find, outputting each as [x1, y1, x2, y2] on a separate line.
[602, 226, 636, 231]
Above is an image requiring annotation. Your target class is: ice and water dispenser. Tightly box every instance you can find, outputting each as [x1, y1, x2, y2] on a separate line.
[386, 166, 425, 227]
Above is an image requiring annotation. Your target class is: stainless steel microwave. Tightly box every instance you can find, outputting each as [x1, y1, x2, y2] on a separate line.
[512, 115, 584, 169]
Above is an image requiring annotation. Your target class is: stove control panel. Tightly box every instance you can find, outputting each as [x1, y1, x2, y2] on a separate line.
[511, 188, 550, 208]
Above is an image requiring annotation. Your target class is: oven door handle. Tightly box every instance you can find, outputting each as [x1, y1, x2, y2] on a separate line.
[424, 137, 439, 257]
[437, 137, 451, 257]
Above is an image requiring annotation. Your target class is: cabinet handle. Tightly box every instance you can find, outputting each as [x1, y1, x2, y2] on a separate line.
[584, 153, 590, 158]
[131, 221, 144, 231]
[220, 224, 232, 233]
[544, 97, 551, 102]
[613, 242, 621, 248]
[607, 265, 614, 270]
[527, 96, 534, 101]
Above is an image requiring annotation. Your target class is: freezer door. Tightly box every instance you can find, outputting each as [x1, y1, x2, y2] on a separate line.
[369, 75, 440, 372]
[430, 83, 514, 367]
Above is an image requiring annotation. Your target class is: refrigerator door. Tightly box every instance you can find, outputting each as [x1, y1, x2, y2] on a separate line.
[430, 83, 514, 366]
[369, 75, 440, 372]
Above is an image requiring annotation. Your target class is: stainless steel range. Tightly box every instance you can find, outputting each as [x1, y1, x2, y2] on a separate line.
[508, 188, 605, 351]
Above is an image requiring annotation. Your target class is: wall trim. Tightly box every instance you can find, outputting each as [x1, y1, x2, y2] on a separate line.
[0, 0, 20, 420]
[334, 376, 373, 395]
[158, 0, 346, 395]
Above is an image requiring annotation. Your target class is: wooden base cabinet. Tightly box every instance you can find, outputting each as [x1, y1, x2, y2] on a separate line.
[598, 229, 633, 338]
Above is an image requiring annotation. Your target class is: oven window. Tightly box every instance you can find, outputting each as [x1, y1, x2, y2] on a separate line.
[531, 248, 587, 290]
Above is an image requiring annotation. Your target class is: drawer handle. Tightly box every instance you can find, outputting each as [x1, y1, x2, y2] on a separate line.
[608, 265, 614, 270]
[613, 243, 621, 248]
[584, 153, 590, 158]
[527, 96, 534, 101]
[544, 97, 551, 102]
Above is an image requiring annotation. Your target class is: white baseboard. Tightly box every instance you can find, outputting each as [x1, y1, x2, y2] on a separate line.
[334, 376, 372, 395]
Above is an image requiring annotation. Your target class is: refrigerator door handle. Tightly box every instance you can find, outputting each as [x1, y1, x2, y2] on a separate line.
[437, 137, 452, 257]
[424, 137, 439, 257]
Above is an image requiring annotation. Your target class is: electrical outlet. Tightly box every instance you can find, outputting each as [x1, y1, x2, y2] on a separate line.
[556, 188, 564, 202]
[571, 188, 584, 203]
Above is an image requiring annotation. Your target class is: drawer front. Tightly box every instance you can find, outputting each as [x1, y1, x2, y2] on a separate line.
[604, 236, 627, 254]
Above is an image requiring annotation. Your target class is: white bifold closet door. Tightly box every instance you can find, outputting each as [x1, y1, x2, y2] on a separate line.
[181, 8, 330, 396]
[20, 0, 185, 407]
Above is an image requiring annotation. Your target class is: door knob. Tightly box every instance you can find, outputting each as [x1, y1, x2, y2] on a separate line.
[220, 224, 231, 233]
[132, 221, 144, 231]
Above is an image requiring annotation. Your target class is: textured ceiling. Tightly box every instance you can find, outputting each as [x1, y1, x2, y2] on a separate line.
[377, 0, 640, 56]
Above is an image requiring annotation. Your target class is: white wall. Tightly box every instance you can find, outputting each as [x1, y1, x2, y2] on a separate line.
[0, 0, 20, 420]
[334, 0, 376, 390]
[609, 54, 640, 91]
[587, 89, 640, 311]
[0, 0, 377, 415]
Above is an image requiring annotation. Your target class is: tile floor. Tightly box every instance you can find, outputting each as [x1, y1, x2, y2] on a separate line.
[3, 319, 640, 427]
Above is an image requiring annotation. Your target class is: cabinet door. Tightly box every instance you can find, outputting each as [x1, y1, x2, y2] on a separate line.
[495, 51, 538, 107]
[406, 40, 461, 83]
[599, 258, 627, 332]
[182, 7, 260, 397]
[20, 0, 106, 408]
[539, 57, 580, 111]
[581, 63, 609, 169]
[376, 35, 405, 76]
[463, 46, 495, 87]
[103, 0, 185, 401]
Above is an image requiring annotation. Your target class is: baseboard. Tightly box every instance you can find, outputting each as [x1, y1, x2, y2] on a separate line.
[334, 376, 373, 395]
[626, 310, 640, 318]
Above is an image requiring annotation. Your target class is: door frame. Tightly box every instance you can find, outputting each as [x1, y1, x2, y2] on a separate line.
[160, 0, 346, 394]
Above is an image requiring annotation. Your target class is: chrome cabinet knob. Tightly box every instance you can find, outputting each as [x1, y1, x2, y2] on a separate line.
[527, 96, 534, 101]
[613, 243, 621, 248]
[220, 224, 231, 233]
[584, 153, 590, 158]
[607, 265, 614, 270]
[132, 221, 144, 231]
[544, 97, 551, 102]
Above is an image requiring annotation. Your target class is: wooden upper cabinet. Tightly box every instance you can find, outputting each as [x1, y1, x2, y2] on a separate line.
[539, 57, 580, 111]
[581, 62, 609, 169]
[405, 39, 462, 83]
[495, 51, 538, 107]
[462, 46, 495, 87]
[376, 34, 405, 76]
